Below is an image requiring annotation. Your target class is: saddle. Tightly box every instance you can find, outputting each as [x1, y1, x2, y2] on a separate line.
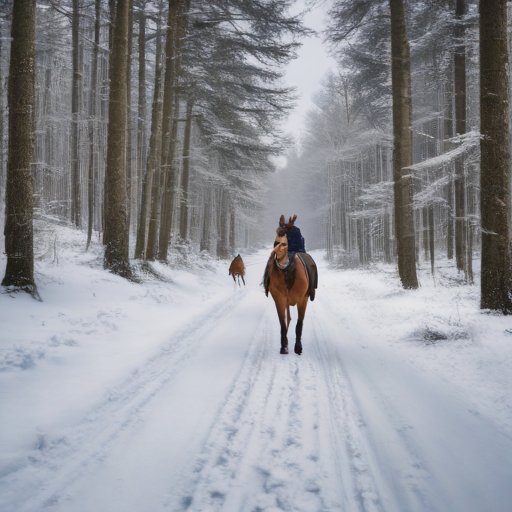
[296, 252, 318, 301]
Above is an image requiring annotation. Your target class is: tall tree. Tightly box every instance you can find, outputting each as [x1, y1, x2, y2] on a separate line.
[2, 0, 39, 298]
[135, 1, 147, 235]
[136, 8, 164, 260]
[454, 0, 467, 273]
[158, 0, 184, 261]
[103, 0, 132, 278]
[390, 0, 418, 289]
[179, 98, 193, 241]
[125, 0, 134, 231]
[86, 0, 101, 251]
[70, 0, 81, 227]
[479, 0, 512, 312]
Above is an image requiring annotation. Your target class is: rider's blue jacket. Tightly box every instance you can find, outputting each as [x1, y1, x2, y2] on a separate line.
[286, 226, 305, 253]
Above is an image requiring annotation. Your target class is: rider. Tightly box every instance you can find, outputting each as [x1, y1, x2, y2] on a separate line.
[267, 214, 317, 301]
[274, 215, 305, 254]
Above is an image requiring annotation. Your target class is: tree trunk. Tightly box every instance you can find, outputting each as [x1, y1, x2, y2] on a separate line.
[2, 0, 39, 298]
[0, 23, 5, 196]
[479, 0, 512, 312]
[103, 0, 117, 243]
[217, 190, 229, 260]
[158, 99, 179, 260]
[429, 204, 435, 275]
[444, 70, 454, 260]
[389, 0, 418, 288]
[179, 98, 193, 241]
[136, 5, 147, 227]
[200, 185, 211, 252]
[136, 18, 163, 260]
[229, 205, 235, 254]
[454, 0, 467, 273]
[422, 207, 429, 260]
[71, 0, 81, 227]
[125, 0, 134, 232]
[86, 0, 101, 251]
[103, 0, 132, 278]
[158, 0, 188, 261]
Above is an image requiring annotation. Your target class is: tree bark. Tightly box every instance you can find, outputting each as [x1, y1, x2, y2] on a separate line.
[103, 0, 117, 243]
[136, 17, 163, 260]
[200, 185, 211, 252]
[71, 0, 81, 227]
[429, 204, 435, 275]
[158, 0, 188, 260]
[389, 0, 418, 288]
[229, 205, 235, 254]
[125, 0, 134, 232]
[86, 0, 101, 251]
[0, 22, 5, 196]
[136, 4, 147, 226]
[2, 0, 39, 298]
[217, 189, 229, 260]
[103, 0, 132, 278]
[179, 98, 193, 241]
[454, 0, 467, 273]
[479, 0, 512, 312]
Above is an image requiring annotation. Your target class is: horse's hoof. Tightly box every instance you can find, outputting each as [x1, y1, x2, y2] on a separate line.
[294, 343, 302, 355]
[280, 346, 288, 354]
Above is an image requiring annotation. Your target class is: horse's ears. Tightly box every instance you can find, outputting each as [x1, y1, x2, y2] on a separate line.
[289, 215, 297, 225]
[279, 215, 285, 226]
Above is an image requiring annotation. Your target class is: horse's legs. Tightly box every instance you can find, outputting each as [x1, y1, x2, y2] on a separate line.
[241, 275, 245, 286]
[286, 305, 291, 330]
[294, 297, 309, 355]
[275, 301, 289, 354]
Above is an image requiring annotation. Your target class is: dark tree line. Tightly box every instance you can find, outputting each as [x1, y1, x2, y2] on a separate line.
[2, 0, 511, 314]
[285, 0, 512, 313]
[0, 0, 304, 294]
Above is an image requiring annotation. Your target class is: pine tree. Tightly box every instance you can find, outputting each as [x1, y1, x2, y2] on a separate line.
[2, 0, 39, 299]
[86, 0, 101, 251]
[479, 0, 512, 313]
[390, 0, 418, 289]
[70, 0, 81, 227]
[454, 0, 467, 273]
[103, 0, 132, 278]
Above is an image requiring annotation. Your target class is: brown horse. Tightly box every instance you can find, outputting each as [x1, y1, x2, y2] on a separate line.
[229, 254, 246, 287]
[264, 236, 315, 355]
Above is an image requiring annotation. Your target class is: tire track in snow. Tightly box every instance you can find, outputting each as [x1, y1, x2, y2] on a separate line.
[165, 305, 351, 512]
[0, 289, 250, 512]
[165, 287, 448, 512]
[310, 295, 449, 512]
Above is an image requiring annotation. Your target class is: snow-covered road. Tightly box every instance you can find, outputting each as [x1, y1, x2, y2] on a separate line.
[1, 246, 512, 512]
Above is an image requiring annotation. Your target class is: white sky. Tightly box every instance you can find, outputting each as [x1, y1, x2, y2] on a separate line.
[280, 0, 337, 140]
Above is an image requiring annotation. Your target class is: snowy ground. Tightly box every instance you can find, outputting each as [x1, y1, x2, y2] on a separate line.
[1, 222, 512, 512]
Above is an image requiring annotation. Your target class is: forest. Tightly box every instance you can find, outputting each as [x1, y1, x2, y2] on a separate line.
[1, 0, 511, 313]
[2, 2, 512, 510]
